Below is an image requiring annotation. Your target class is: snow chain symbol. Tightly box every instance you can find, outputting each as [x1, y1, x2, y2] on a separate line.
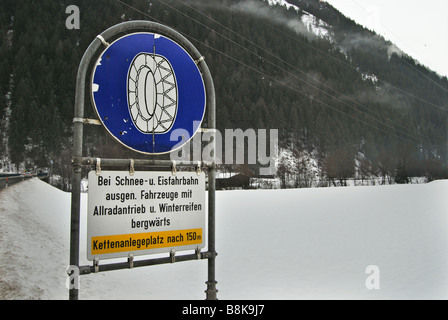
[127, 53, 178, 134]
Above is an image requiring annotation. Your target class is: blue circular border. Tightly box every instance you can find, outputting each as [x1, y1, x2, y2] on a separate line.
[91, 32, 206, 154]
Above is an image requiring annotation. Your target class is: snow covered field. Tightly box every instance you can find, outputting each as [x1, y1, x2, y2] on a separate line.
[1, 178, 447, 300]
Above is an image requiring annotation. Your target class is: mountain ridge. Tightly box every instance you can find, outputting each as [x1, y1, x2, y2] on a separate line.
[0, 0, 447, 188]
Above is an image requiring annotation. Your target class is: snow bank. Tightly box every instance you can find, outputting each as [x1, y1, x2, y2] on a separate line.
[0, 179, 70, 299]
[217, 182, 448, 299]
[1, 178, 447, 299]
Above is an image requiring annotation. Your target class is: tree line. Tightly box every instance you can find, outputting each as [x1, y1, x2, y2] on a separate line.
[1, 0, 447, 189]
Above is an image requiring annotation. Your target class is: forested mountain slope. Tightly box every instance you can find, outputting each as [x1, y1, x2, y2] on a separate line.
[1, 0, 447, 188]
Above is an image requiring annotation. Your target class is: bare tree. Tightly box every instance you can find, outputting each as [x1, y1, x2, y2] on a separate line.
[358, 158, 372, 185]
[377, 150, 397, 185]
[324, 148, 355, 186]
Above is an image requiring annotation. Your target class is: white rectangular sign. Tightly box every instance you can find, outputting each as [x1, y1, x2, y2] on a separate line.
[87, 170, 206, 260]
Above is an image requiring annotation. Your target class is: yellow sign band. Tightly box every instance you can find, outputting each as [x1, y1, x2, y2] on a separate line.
[91, 228, 203, 255]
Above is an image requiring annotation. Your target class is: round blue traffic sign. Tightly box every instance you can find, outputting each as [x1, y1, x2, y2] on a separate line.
[91, 32, 206, 154]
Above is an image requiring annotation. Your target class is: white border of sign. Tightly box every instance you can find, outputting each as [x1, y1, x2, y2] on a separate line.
[87, 171, 206, 261]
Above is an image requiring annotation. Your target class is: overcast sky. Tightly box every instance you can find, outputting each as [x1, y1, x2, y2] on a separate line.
[324, 0, 448, 78]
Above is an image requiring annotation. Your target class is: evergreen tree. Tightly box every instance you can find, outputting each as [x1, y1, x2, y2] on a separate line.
[1, 0, 447, 185]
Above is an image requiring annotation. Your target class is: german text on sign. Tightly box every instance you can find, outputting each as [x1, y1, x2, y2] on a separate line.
[87, 171, 206, 260]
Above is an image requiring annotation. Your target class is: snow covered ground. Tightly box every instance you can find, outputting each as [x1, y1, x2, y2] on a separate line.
[1, 178, 447, 300]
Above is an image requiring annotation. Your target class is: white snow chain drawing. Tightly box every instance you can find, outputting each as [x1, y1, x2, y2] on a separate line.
[127, 52, 178, 134]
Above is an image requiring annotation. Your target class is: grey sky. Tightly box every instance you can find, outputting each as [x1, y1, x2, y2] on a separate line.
[324, 0, 448, 78]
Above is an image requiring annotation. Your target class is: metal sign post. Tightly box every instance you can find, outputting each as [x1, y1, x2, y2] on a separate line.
[69, 21, 216, 300]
